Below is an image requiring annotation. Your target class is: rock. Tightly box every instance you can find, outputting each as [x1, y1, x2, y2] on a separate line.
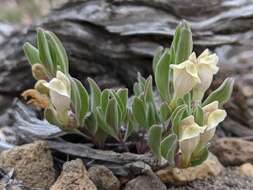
[210, 137, 253, 166]
[0, 141, 55, 189]
[239, 163, 253, 177]
[50, 159, 97, 190]
[88, 165, 120, 190]
[124, 170, 167, 190]
[156, 153, 223, 184]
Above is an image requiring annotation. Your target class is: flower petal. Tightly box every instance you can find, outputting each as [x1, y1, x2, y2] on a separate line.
[207, 109, 227, 129]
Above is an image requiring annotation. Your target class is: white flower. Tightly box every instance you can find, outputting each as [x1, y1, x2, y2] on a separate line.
[170, 52, 201, 99]
[200, 101, 227, 145]
[193, 49, 219, 100]
[43, 71, 71, 113]
[179, 115, 204, 167]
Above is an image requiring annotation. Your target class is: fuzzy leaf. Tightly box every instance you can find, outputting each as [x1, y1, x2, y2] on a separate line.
[88, 78, 102, 112]
[155, 48, 171, 100]
[101, 89, 110, 112]
[23, 42, 40, 65]
[132, 97, 147, 128]
[106, 98, 119, 134]
[37, 28, 54, 76]
[152, 46, 164, 74]
[191, 147, 209, 166]
[124, 110, 135, 141]
[171, 105, 187, 136]
[160, 102, 171, 122]
[44, 107, 63, 127]
[84, 112, 97, 136]
[148, 125, 163, 160]
[175, 21, 193, 64]
[144, 76, 154, 103]
[203, 78, 234, 106]
[161, 134, 178, 164]
[147, 103, 158, 127]
[70, 78, 89, 126]
[194, 106, 204, 126]
[46, 31, 69, 74]
[96, 107, 119, 140]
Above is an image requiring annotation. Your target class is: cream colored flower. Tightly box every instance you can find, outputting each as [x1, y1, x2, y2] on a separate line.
[193, 49, 219, 100]
[43, 71, 71, 113]
[200, 101, 227, 145]
[179, 115, 204, 167]
[170, 52, 201, 99]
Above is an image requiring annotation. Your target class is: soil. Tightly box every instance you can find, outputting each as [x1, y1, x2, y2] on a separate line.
[167, 167, 253, 190]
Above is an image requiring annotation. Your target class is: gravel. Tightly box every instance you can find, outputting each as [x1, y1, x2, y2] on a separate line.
[167, 167, 253, 190]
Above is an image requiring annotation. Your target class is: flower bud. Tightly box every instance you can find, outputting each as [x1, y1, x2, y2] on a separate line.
[34, 80, 49, 95]
[31, 63, 48, 80]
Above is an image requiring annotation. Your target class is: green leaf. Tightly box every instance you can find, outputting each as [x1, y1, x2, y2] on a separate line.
[194, 106, 204, 126]
[124, 110, 136, 141]
[147, 103, 158, 127]
[117, 88, 128, 120]
[170, 25, 181, 62]
[96, 107, 119, 140]
[83, 112, 97, 136]
[174, 21, 193, 64]
[152, 46, 164, 74]
[132, 97, 147, 128]
[101, 89, 110, 112]
[203, 78, 234, 106]
[106, 98, 119, 134]
[148, 125, 163, 160]
[144, 76, 154, 103]
[160, 102, 171, 122]
[117, 88, 128, 109]
[44, 106, 63, 127]
[70, 78, 89, 126]
[171, 105, 187, 136]
[161, 134, 178, 164]
[88, 78, 102, 112]
[191, 147, 209, 167]
[155, 48, 171, 101]
[37, 28, 54, 76]
[23, 42, 40, 65]
[46, 31, 69, 74]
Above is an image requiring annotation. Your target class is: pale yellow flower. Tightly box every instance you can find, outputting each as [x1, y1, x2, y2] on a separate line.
[200, 101, 227, 145]
[193, 49, 219, 100]
[43, 71, 71, 113]
[170, 53, 201, 99]
[179, 115, 204, 167]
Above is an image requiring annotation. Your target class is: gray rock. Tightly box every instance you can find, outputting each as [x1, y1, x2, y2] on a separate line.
[0, 141, 55, 189]
[210, 137, 253, 166]
[124, 170, 166, 190]
[89, 165, 120, 190]
[50, 159, 97, 190]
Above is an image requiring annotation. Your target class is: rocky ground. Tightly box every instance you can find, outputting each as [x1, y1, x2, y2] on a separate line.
[0, 138, 252, 190]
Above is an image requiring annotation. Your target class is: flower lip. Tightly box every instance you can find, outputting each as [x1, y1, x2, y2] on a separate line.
[179, 116, 204, 141]
[43, 79, 70, 97]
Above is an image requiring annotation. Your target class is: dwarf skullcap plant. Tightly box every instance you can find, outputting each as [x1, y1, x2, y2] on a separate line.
[22, 21, 234, 168]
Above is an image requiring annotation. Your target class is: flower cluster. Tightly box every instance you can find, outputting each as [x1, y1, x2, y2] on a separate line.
[22, 21, 234, 168]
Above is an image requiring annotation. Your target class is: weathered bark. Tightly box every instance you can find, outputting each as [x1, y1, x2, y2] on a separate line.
[0, 1, 253, 136]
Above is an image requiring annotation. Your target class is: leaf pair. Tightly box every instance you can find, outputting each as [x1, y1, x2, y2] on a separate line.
[23, 28, 69, 78]
[148, 125, 178, 164]
[153, 21, 193, 102]
[132, 76, 159, 129]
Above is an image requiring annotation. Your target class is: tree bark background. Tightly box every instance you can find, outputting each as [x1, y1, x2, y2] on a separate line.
[0, 0, 253, 137]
